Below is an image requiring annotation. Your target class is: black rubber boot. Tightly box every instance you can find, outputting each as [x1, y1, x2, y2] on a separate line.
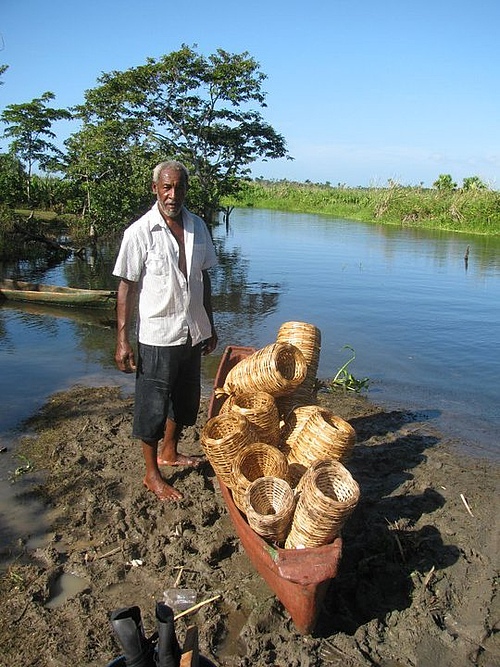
[155, 602, 181, 667]
[109, 606, 155, 667]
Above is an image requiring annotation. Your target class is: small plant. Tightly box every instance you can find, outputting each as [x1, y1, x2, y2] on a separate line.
[328, 345, 370, 393]
[8, 454, 34, 482]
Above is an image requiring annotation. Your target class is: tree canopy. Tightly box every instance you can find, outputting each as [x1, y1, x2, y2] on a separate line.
[68, 45, 291, 228]
[1, 91, 71, 202]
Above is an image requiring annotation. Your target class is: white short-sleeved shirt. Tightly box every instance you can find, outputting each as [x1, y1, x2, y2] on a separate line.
[113, 203, 217, 347]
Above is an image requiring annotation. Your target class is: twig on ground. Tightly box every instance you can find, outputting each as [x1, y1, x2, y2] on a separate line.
[174, 594, 221, 620]
[460, 493, 474, 517]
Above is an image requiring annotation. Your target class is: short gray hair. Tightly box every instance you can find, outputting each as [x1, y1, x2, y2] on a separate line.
[152, 160, 189, 184]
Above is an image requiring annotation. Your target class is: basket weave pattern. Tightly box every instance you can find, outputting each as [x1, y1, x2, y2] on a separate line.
[285, 459, 360, 548]
[288, 406, 356, 464]
[244, 476, 296, 543]
[220, 391, 280, 447]
[231, 442, 289, 511]
[201, 412, 256, 486]
[276, 321, 321, 416]
[221, 343, 307, 398]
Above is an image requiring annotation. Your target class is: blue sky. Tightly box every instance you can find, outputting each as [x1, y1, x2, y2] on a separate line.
[1, 0, 499, 188]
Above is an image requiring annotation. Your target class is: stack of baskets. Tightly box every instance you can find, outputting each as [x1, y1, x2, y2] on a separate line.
[203, 323, 361, 549]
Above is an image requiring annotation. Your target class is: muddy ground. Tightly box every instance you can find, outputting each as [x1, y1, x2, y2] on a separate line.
[0, 384, 498, 667]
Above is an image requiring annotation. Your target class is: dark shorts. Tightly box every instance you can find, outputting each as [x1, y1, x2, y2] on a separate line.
[132, 339, 202, 443]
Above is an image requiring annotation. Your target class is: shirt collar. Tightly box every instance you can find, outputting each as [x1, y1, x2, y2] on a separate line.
[148, 202, 192, 233]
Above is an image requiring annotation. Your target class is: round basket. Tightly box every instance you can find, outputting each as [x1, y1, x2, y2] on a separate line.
[245, 476, 296, 544]
[285, 459, 360, 549]
[289, 407, 356, 464]
[221, 343, 307, 398]
[231, 442, 289, 511]
[276, 322, 321, 416]
[201, 412, 256, 486]
[220, 391, 281, 447]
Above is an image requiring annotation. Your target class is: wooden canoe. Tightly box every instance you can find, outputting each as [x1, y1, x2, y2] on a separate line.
[208, 345, 343, 635]
[0, 279, 117, 309]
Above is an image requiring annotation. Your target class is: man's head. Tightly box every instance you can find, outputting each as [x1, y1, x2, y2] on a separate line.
[152, 161, 189, 222]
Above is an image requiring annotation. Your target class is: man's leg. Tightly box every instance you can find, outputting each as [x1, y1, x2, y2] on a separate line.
[142, 439, 183, 501]
[157, 418, 203, 467]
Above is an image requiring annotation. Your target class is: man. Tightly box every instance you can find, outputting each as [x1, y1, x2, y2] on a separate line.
[113, 160, 218, 501]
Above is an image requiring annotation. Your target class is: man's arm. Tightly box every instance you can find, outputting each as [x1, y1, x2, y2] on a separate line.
[115, 278, 138, 372]
[202, 269, 217, 355]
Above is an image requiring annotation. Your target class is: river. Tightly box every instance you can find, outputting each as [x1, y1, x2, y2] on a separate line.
[1, 208, 499, 543]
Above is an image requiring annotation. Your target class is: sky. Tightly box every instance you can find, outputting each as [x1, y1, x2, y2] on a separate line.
[1, 0, 499, 188]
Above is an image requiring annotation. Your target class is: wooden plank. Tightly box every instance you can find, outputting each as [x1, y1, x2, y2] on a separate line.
[180, 625, 199, 667]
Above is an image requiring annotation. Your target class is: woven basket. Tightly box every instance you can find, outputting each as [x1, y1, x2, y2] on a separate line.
[220, 343, 307, 398]
[220, 391, 281, 447]
[285, 459, 360, 549]
[289, 406, 356, 464]
[201, 412, 256, 486]
[231, 442, 289, 511]
[280, 404, 320, 449]
[244, 476, 296, 544]
[276, 322, 321, 416]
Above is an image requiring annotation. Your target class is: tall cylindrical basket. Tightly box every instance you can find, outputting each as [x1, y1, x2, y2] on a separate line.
[220, 342, 307, 398]
[285, 459, 360, 549]
[201, 412, 256, 487]
[276, 321, 321, 416]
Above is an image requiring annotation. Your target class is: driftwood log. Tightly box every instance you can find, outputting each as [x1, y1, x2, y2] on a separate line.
[13, 212, 86, 258]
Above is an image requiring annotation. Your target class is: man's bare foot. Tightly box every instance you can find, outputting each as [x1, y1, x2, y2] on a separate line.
[143, 475, 183, 501]
[157, 452, 205, 467]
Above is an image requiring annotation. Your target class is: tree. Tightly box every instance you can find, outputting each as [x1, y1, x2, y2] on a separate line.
[63, 119, 159, 233]
[462, 175, 487, 191]
[433, 174, 457, 192]
[0, 152, 26, 206]
[0, 64, 8, 85]
[0, 92, 72, 203]
[71, 45, 290, 225]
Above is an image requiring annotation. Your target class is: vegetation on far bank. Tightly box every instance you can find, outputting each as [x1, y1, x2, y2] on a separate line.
[225, 178, 500, 236]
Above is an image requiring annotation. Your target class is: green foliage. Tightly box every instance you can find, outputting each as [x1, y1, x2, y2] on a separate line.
[433, 173, 457, 192]
[462, 175, 487, 191]
[0, 92, 72, 202]
[63, 120, 157, 233]
[0, 152, 26, 206]
[227, 178, 500, 235]
[327, 346, 370, 394]
[70, 44, 290, 227]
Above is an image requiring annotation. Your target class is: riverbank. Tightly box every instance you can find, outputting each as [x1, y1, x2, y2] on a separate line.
[1, 384, 498, 666]
[226, 180, 500, 235]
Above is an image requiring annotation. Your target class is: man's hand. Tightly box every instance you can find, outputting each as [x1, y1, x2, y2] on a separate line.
[115, 340, 137, 372]
[202, 331, 218, 355]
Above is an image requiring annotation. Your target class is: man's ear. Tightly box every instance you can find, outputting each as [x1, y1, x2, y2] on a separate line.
[152, 181, 158, 194]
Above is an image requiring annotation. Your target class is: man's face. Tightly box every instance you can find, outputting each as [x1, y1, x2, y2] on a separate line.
[153, 168, 188, 221]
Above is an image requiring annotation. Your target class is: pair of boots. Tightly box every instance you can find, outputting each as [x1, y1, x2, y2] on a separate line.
[109, 602, 181, 667]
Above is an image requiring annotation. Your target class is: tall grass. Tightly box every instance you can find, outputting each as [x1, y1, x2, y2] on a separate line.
[226, 180, 500, 235]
